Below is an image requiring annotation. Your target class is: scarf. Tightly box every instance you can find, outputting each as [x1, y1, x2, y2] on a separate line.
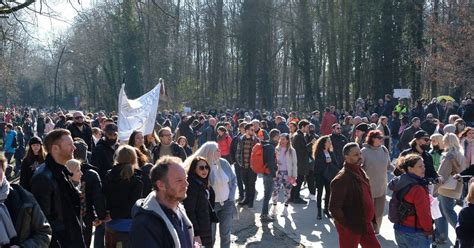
[0, 179, 17, 245]
[210, 159, 229, 205]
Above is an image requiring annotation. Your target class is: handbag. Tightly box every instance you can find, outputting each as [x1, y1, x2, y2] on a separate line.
[439, 156, 461, 190]
[207, 198, 219, 223]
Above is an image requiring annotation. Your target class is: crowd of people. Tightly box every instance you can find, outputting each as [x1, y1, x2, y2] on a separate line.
[0, 92, 474, 248]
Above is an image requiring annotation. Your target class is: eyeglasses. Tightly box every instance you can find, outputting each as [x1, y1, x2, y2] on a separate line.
[423, 138, 431, 142]
[198, 165, 210, 171]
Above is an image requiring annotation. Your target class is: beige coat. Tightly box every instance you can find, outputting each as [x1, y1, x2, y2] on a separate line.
[275, 146, 298, 178]
[361, 144, 393, 198]
[436, 152, 466, 199]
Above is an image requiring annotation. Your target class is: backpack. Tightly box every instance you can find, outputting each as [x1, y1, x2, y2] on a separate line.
[250, 143, 270, 174]
[388, 183, 417, 224]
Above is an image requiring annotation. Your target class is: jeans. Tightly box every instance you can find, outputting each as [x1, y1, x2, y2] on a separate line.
[212, 200, 234, 248]
[436, 195, 458, 241]
[261, 174, 274, 215]
[391, 138, 400, 160]
[315, 173, 330, 210]
[94, 223, 105, 248]
[234, 164, 245, 199]
[395, 229, 431, 248]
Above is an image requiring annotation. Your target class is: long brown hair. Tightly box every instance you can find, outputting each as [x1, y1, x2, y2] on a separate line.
[313, 135, 331, 159]
[114, 145, 139, 180]
[23, 143, 47, 165]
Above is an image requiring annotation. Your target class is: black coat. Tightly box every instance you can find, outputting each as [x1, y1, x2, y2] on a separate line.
[456, 204, 474, 247]
[90, 138, 118, 180]
[103, 165, 143, 220]
[400, 146, 438, 180]
[313, 150, 339, 176]
[80, 163, 106, 223]
[183, 175, 215, 244]
[4, 184, 52, 248]
[292, 130, 312, 175]
[31, 155, 85, 248]
[330, 133, 348, 168]
[398, 125, 420, 151]
[130, 208, 177, 248]
[19, 155, 43, 192]
[151, 142, 187, 163]
[67, 123, 93, 151]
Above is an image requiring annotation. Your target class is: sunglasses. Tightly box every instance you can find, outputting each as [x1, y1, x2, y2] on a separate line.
[423, 138, 431, 142]
[198, 165, 210, 171]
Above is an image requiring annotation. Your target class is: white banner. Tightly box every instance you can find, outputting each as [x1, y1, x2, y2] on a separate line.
[118, 83, 161, 141]
[393, 89, 411, 99]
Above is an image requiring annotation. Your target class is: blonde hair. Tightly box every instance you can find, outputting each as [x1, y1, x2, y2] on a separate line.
[466, 182, 474, 204]
[114, 145, 139, 180]
[430, 133, 444, 150]
[65, 159, 81, 172]
[443, 133, 465, 166]
[183, 141, 219, 172]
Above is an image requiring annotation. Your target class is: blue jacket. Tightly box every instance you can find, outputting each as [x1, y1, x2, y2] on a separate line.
[4, 130, 17, 153]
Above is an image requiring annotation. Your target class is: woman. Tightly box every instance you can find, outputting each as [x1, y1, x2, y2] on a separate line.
[13, 126, 26, 177]
[376, 116, 391, 150]
[144, 131, 159, 151]
[388, 154, 433, 247]
[44, 117, 55, 135]
[65, 159, 83, 188]
[459, 127, 474, 168]
[361, 130, 392, 233]
[128, 130, 152, 162]
[184, 142, 236, 248]
[429, 133, 444, 171]
[19, 136, 46, 192]
[216, 126, 232, 162]
[341, 115, 353, 139]
[1, 155, 52, 247]
[177, 136, 193, 157]
[134, 147, 153, 197]
[183, 157, 216, 247]
[271, 133, 297, 217]
[289, 121, 298, 141]
[435, 133, 466, 244]
[456, 182, 474, 248]
[103, 145, 143, 248]
[312, 135, 339, 220]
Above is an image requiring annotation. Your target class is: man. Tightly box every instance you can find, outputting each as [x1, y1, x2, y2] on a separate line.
[92, 112, 105, 128]
[31, 129, 86, 247]
[252, 119, 269, 141]
[130, 156, 194, 247]
[330, 123, 348, 169]
[1, 155, 52, 247]
[329, 143, 381, 248]
[320, 107, 337, 135]
[399, 130, 439, 181]
[420, 113, 437, 136]
[310, 111, 321, 135]
[236, 123, 259, 208]
[290, 120, 314, 204]
[203, 117, 217, 143]
[68, 111, 93, 151]
[259, 130, 278, 222]
[230, 121, 247, 202]
[90, 123, 119, 180]
[275, 116, 290, 134]
[152, 127, 187, 163]
[398, 117, 421, 151]
[3, 123, 16, 164]
[374, 99, 385, 116]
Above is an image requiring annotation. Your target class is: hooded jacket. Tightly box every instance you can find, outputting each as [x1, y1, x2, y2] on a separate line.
[388, 173, 433, 234]
[130, 191, 194, 248]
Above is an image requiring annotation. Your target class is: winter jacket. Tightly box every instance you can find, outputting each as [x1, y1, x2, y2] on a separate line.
[90, 138, 118, 180]
[400, 146, 438, 180]
[14, 131, 26, 160]
[19, 156, 43, 192]
[388, 173, 433, 234]
[330, 133, 348, 168]
[435, 152, 466, 199]
[103, 164, 143, 220]
[275, 146, 298, 178]
[320, 112, 337, 135]
[262, 141, 277, 177]
[292, 130, 312, 175]
[183, 175, 215, 241]
[130, 191, 194, 248]
[229, 133, 243, 165]
[31, 155, 85, 247]
[398, 125, 420, 151]
[456, 203, 474, 247]
[361, 144, 393, 198]
[80, 163, 106, 223]
[67, 123, 93, 152]
[177, 117, 196, 147]
[217, 133, 232, 156]
[3, 130, 16, 154]
[276, 122, 290, 134]
[151, 142, 187, 163]
[4, 184, 52, 248]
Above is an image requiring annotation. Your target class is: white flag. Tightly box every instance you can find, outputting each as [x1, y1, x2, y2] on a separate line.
[118, 83, 161, 141]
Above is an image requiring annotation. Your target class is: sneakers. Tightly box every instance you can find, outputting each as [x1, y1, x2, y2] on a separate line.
[260, 214, 274, 223]
[308, 194, 316, 201]
[271, 206, 278, 217]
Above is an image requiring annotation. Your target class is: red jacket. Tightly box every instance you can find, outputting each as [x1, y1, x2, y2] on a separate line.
[400, 185, 433, 234]
[217, 134, 232, 156]
[320, 112, 337, 135]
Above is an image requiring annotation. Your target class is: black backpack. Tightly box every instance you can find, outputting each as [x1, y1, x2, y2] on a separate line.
[388, 183, 417, 224]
